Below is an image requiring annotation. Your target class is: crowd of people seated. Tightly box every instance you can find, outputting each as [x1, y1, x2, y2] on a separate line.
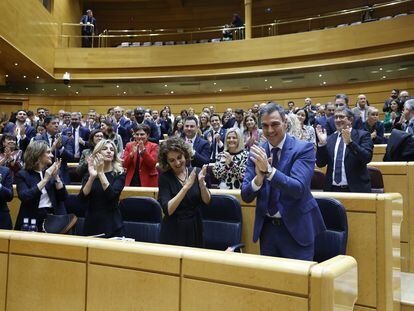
[0, 89, 413, 252]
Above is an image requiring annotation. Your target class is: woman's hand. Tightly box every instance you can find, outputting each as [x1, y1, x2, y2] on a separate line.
[222, 152, 233, 165]
[51, 158, 62, 177]
[183, 169, 196, 190]
[87, 155, 98, 177]
[198, 165, 207, 185]
[138, 140, 145, 153]
[95, 154, 104, 174]
[45, 162, 57, 180]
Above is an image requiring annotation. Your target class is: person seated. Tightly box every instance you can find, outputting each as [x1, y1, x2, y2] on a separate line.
[363, 107, 386, 144]
[203, 113, 226, 162]
[315, 107, 373, 193]
[123, 124, 158, 187]
[383, 100, 402, 133]
[182, 116, 210, 168]
[0, 134, 23, 177]
[0, 166, 13, 230]
[14, 141, 67, 231]
[243, 114, 264, 150]
[76, 129, 104, 177]
[157, 137, 210, 247]
[213, 128, 248, 189]
[295, 109, 316, 148]
[78, 139, 125, 238]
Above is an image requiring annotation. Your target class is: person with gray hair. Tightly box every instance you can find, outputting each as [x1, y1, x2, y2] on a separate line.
[315, 106, 373, 192]
[241, 102, 325, 260]
[402, 99, 414, 136]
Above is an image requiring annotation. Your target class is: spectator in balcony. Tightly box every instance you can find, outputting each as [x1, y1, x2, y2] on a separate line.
[383, 100, 402, 133]
[363, 107, 386, 144]
[0, 134, 23, 177]
[213, 128, 248, 189]
[80, 9, 97, 48]
[383, 89, 401, 113]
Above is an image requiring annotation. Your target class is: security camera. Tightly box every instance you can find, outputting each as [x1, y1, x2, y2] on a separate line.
[63, 72, 71, 85]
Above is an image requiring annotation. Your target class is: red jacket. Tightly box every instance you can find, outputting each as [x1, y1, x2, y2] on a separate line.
[123, 141, 158, 187]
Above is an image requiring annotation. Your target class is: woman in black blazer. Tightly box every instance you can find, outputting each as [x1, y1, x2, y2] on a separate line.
[78, 139, 125, 237]
[0, 166, 13, 229]
[15, 140, 67, 231]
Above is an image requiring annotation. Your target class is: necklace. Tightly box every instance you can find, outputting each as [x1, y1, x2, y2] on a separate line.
[176, 168, 188, 184]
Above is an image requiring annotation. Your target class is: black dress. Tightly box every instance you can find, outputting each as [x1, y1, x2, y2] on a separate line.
[158, 167, 205, 247]
[79, 172, 125, 237]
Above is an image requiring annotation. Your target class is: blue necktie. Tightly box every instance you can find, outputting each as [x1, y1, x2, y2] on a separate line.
[334, 135, 344, 184]
[268, 147, 280, 216]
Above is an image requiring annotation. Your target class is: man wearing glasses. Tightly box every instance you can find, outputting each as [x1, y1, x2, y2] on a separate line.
[315, 106, 373, 193]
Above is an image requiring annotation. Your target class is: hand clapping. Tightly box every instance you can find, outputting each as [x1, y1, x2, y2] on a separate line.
[198, 165, 207, 185]
[184, 169, 197, 190]
[341, 126, 352, 144]
[250, 145, 270, 174]
[315, 125, 327, 145]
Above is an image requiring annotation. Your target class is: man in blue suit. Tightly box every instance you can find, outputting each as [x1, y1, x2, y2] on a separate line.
[315, 107, 373, 193]
[63, 112, 90, 162]
[182, 116, 210, 168]
[203, 114, 226, 162]
[33, 116, 74, 184]
[241, 103, 325, 260]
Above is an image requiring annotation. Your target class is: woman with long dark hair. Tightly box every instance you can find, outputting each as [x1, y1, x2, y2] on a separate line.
[76, 129, 104, 177]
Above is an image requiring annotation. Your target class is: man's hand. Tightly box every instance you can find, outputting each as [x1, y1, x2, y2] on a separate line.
[315, 125, 327, 145]
[341, 126, 352, 145]
[250, 145, 269, 173]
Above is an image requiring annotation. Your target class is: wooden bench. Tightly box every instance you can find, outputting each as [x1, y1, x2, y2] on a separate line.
[0, 231, 357, 311]
[8, 187, 402, 311]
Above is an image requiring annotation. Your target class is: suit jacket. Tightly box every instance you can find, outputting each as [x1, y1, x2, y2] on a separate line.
[241, 135, 326, 246]
[80, 15, 97, 34]
[123, 141, 159, 187]
[14, 169, 68, 230]
[3, 122, 35, 153]
[33, 133, 74, 184]
[315, 116, 328, 129]
[383, 129, 414, 161]
[203, 128, 226, 161]
[325, 115, 363, 136]
[0, 166, 13, 212]
[362, 121, 386, 144]
[316, 129, 373, 193]
[190, 136, 210, 167]
[63, 126, 91, 157]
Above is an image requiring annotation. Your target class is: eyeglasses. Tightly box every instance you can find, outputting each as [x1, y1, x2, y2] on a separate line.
[334, 115, 347, 120]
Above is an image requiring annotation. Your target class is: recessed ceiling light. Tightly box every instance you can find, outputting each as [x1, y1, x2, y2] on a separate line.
[213, 82, 216, 85]
[319, 74, 323, 77]
[264, 79, 268, 82]
[123, 91, 127, 94]
[283, 80, 293, 83]
[25, 87, 29, 90]
[371, 70, 379, 73]
[382, 76, 386, 79]
[170, 90, 174, 94]
[323, 81, 327, 85]
[14, 63, 18, 66]
[269, 86, 273, 89]
[36, 76, 40, 79]
[398, 67, 408, 71]
[75, 91, 79, 94]
[23, 75, 26, 78]
[164, 84, 168, 87]
[116, 85, 119, 88]
[379, 68, 383, 71]
[41, 88, 45, 91]
[54, 89, 57, 91]
[68, 85, 71, 88]
[219, 89, 222, 92]
[5, 74, 8, 78]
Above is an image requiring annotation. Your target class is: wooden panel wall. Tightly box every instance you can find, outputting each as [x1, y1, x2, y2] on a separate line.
[53, 0, 82, 48]
[21, 77, 414, 117]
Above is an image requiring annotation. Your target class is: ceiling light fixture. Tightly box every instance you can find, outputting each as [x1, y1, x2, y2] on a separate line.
[323, 81, 327, 85]
[319, 74, 323, 77]
[23, 75, 26, 78]
[213, 82, 217, 85]
[36, 76, 40, 79]
[264, 79, 268, 82]
[219, 89, 222, 92]
[25, 87, 29, 90]
[116, 85, 120, 88]
[68, 85, 71, 88]
[170, 91, 174, 94]
[14, 63, 18, 66]
[164, 84, 168, 87]
[5, 74, 8, 78]
[123, 91, 127, 94]
[269, 86, 273, 89]
[382, 76, 386, 79]
[41, 88, 45, 91]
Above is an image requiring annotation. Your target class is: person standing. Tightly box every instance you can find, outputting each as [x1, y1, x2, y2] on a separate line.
[0, 166, 13, 230]
[241, 103, 325, 260]
[80, 9, 97, 48]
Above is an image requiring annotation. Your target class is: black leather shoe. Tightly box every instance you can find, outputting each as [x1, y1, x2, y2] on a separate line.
[43, 214, 78, 234]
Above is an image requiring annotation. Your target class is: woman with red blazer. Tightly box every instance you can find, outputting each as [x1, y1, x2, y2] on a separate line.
[123, 124, 158, 187]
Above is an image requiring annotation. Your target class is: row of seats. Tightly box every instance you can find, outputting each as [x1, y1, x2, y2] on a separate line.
[113, 11, 413, 48]
[64, 194, 348, 262]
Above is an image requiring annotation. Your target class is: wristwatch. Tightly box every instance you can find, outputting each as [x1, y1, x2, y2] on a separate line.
[261, 163, 273, 178]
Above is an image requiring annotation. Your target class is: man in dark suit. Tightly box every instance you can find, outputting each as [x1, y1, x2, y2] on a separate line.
[302, 97, 316, 125]
[223, 108, 244, 132]
[3, 109, 35, 153]
[383, 89, 400, 112]
[33, 116, 74, 184]
[63, 112, 90, 162]
[127, 107, 160, 144]
[241, 103, 326, 260]
[315, 106, 373, 193]
[315, 103, 335, 132]
[80, 9, 97, 47]
[203, 113, 226, 162]
[402, 99, 414, 136]
[182, 116, 210, 168]
[113, 106, 131, 146]
[0, 166, 13, 230]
